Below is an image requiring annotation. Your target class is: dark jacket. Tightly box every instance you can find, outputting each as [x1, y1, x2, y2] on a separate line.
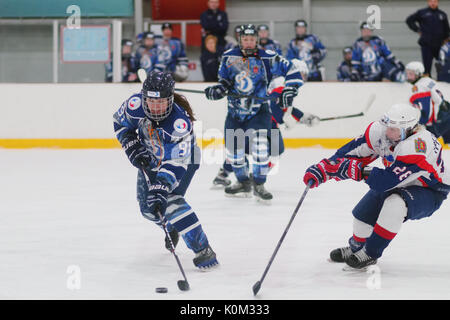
[200, 47, 223, 82]
[200, 9, 229, 46]
[406, 7, 450, 48]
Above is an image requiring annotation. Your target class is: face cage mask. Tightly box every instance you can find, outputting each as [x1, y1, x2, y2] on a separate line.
[143, 96, 174, 122]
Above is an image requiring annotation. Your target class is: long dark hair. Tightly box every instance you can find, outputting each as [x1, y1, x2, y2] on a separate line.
[174, 93, 196, 121]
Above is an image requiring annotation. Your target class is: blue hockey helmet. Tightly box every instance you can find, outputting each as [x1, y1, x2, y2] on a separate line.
[239, 24, 259, 56]
[142, 71, 175, 122]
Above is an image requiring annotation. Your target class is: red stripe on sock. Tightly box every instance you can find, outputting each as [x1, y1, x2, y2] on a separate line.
[352, 234, 366, 243]
[373, 223, 397, 240]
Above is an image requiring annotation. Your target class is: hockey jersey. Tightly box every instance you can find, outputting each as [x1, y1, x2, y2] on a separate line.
[409, 76, 444, 126]
[218, 47, 303, 122]
[331, 121, 450, 195]
[113, 94, 197, 191]
[155, 38, 189, 73]
[286, 35, 326, 75]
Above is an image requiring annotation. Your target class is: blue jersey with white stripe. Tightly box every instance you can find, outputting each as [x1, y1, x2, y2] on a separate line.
[113, 93, 196, 191]
[218, 47, 303, 122]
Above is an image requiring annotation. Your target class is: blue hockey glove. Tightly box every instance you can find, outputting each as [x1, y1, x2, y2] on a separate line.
[146, 183, 170, 219]
[324, 158, 363, 182]
[123, 138, 152, 169]
[303, 159, 330, 188]
[280, 86, 298, 108]
[205, 84, 227, 100]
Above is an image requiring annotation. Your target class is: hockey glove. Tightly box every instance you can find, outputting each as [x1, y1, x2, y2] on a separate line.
[280, 86, 298, 108]
[303, 159, 330, 188]
[282, 107, 298, 130]
[323, 158, 363, 182]
[123, 138, 152, 169]
[299, 112, 320, 127]
[205, 84, 227, 100]
[146, 183, 170, 219]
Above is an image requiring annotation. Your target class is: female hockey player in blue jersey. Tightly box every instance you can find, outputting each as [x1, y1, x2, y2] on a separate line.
[113, 71, 218, 269]
[205, 24, 304, 202]
[303, 103, 449, 269]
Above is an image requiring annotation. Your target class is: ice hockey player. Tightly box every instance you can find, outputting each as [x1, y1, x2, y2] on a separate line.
[105, 39, 138, 83]
[134, 32, 159, 74]
[405, 61, 450, 144]
[286, 19, 327, 81]
[205, 24, 303, 202]
[257, 24, 283, 55]
[303, 103, 449, 269]
[436, 38, 450, 82]
[113, 71, 218, 269]
[157, 23, 189, 82]
[351, 22, 405, 82]
[224, 25, 242, 52]
[337, 46, 361, 82]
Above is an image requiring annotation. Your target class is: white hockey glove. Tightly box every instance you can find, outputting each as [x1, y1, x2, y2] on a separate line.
[299, 112, 320, 127]
[281, 107, 298, 130]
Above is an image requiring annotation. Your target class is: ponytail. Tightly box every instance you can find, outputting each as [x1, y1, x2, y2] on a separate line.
[173, 93, 196, 122]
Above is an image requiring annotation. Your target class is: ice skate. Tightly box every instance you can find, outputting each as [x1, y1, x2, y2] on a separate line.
[165, 228, 179, 251]
[344, 248, 377, 270]
[193, 245, 219, 270]
[252, 182, 273, 203]
[211, 168, 232, 189]
[329, 246, 353, 263]
[224, 179, 252, 198]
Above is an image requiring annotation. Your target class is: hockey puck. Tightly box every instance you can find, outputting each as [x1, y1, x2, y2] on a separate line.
[155, 287, 168, 293]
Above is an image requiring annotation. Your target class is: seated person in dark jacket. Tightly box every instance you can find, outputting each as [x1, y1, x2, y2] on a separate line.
[201, 35, 223, 82]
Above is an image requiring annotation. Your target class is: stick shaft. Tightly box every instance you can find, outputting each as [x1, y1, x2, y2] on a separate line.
[255, 182, 312, 293]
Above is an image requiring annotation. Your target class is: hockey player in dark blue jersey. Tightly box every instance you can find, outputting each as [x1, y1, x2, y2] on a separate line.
[105, 39, 139, 82]
[134, 32, 160, 74]
[286, 20, 326, 81]
[337, 47, 361, 82]
[205, 24, 303, 202]
[303, 103, 449, 269]
[437, 39, 450, 82]
[113, 71, 218, 269]
[351, 22, 405, 82]
[156, 23, 189, 82]
[257, 24, 283, 56]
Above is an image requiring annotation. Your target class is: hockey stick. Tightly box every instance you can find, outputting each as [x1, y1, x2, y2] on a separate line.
[137, 68, 277, 101]
[319, 93, 376, 122]
[140, 169, 190, 292]
[252, 180, 314, 296]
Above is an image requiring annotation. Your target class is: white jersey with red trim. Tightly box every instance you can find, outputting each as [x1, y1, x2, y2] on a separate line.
[331, 122, 450, 194]
[409, 77, 444, 126]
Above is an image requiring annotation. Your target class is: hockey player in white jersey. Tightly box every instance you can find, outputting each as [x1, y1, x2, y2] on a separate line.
[405, 61, 450, 144]
[303, 103, 449, 269]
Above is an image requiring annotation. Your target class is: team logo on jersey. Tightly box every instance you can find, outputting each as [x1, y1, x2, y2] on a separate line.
[174, 119, 188, 133]
[253, 66, 258, 73]
[412, 85, 418, 93]
[235, 71, 253, 93]
[128, 97, 141, 110]
[415, 138, 427, 153]
[362, 47, 376, 63]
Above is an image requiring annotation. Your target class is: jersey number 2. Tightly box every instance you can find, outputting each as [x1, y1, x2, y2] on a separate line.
[393, 166, 412, 181]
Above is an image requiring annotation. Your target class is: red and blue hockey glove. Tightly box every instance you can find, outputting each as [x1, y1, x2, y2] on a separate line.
[303, 159, 330, 188]
[323, 158, 363, 182]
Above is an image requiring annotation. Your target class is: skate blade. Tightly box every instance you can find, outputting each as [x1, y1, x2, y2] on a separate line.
[224, 192, 252, 198]
[255, 197, 272, 205]
[210, 184, 227, 190]
[342, 265, 373, 272]
[196, 262, 220, 272]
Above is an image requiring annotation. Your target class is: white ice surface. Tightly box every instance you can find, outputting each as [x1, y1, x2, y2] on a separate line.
[1, 148, 449, 300]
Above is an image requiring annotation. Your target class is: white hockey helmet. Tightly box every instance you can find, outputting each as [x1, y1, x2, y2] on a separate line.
[381, 103, 420, 141]
[405, 61, 425, 77]
[291, 59, 309, 79]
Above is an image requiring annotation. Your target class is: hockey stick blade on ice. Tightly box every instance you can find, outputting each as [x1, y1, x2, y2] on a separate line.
[319, 93, 376, 122]
[253, 180, 313, 296]
[140, 169, 190, 292]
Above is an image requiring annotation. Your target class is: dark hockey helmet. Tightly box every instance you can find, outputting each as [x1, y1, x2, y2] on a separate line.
[121, 39, 133, 47]
[343, 46, 352, 55]
[257, 24, 269, 31]
[239, 24, 259, 56]
[295, 19, 307, 28]
[141, 71, 175, 122]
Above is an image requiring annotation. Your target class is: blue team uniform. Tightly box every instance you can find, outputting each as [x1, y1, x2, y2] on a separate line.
[286, 35, 326, 81]
[437, 42, 450, 83]
[134, 45, 160, 74]
[351, 36, 405, 82]
[105, 54, 139, 82]
[337, 61, 361, 82]
[154, 37, 189, 74]
[218, 47, 303, 184]
[113, 94, 209, 253]
[260, 39, 283, 56]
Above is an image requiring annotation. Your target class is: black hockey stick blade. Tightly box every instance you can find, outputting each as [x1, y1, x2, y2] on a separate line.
[252, 281, 262, 296]
[178, 280, 190, 291]
[319, 112, 363, 121]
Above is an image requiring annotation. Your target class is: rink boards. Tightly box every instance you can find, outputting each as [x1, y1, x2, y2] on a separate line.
[1, 82, 449, 149]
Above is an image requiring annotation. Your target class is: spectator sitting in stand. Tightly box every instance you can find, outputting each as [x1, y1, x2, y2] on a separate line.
[201, 35, 223, 82]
